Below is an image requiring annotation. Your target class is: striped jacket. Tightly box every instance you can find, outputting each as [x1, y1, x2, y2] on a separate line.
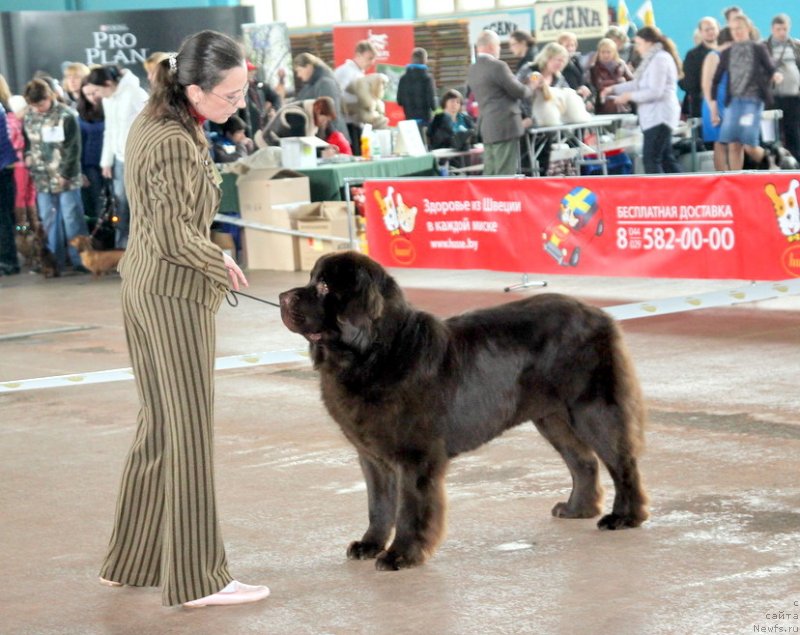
[119, 112, 229, 310]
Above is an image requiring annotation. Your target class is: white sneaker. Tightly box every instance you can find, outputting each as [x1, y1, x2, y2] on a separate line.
[183, 580, 270, 608]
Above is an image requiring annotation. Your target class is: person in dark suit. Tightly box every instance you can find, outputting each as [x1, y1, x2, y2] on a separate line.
[467, 29, 534, 175]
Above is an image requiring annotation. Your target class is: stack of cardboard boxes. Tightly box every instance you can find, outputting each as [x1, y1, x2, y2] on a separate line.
[235, 168, 354, 271]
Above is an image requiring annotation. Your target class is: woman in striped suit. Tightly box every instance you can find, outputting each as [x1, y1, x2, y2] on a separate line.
[98, 30, 270, 608]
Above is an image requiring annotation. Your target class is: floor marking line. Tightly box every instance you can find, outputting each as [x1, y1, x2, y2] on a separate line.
[0, 325, 99, 342]
[2, 279, 798, 394]
[0, 350, 308, 394]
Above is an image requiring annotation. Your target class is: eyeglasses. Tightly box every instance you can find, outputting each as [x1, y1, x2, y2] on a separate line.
[208, 87, 247, 106]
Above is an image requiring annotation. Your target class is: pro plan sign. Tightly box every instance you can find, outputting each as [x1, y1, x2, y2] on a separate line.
[86, 24, 147, 66]
[535, 0, 609, 42]
[4, 6, 253, 90]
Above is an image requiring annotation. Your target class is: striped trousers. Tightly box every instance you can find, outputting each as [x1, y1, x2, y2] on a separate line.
[100, 282, 232, 606]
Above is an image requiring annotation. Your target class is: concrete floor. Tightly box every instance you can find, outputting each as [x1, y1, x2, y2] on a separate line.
[1, 266, 799, 635]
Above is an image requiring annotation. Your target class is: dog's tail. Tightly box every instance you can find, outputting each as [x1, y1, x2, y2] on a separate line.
[609, 323, 647, 457]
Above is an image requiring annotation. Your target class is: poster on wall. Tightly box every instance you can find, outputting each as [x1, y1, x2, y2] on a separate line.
[242, 22, 294, 96]
[467, 12, 534, 46]
[363, 173, 800, 281]
[2, 7, 254, 93]
[332, 22, 416, 127]
[535, 0, 609, 43]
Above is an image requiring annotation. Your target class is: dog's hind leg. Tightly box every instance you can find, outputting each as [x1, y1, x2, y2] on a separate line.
[347, 453, 398, 560]
[534, 413, 604, 519]
[568, 403, 648, 530]
[375, 457, 448, 571]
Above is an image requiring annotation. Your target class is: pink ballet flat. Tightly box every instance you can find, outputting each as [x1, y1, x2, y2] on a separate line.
[183, 580, 270, 608]
[99, 577, 123, 587]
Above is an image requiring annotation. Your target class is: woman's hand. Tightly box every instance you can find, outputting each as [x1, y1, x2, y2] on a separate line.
[101, 166, 113, 179]
[613, 92, 632, 105]
[529, 72, 544, 90]
[710, 101, 720, 126]
[223, 251, 248, 291]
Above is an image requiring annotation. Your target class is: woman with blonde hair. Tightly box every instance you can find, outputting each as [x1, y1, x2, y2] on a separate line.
[143, 51, 170, 88]
[62, 62, 90, 109]
[589, 38, 633, 114]
[711, 14, 780, 170]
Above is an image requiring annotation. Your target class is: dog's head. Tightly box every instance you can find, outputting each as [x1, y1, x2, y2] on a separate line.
[279, 251, 403, 353]
[69, 235, 92, 252]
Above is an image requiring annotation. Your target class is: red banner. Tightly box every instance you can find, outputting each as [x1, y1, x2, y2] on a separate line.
[364, 174, 800, 280]
[332, 23, 415, 127]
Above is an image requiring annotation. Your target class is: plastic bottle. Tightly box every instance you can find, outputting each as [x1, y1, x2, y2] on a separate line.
[360, 131, 371, 160]
[372, 132, 382, 159]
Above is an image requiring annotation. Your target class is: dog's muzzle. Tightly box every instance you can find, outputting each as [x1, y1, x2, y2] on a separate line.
[279, 290, 322, 341]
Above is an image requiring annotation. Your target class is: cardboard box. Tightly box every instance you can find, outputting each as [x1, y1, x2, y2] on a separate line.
[279, 136, 328, 169]
[296, 202, 354, 271]
[236, 168, 310, 270]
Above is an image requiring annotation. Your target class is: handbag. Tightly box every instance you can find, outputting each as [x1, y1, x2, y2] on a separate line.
[90, 179, 118, 250]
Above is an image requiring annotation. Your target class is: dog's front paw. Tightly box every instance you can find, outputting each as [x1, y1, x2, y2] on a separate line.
[375, 547, 424, 571]
[597, 513, 644, 530]
[347, 540, 383, 560]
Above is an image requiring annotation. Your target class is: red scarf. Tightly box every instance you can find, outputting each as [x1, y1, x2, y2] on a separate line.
[189, 104, 207, 127]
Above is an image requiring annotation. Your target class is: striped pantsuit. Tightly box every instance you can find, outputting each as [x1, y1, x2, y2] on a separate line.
[100, 282, 232, 606]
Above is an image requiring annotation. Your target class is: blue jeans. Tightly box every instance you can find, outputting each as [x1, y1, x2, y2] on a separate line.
[642, 124, 682, 174]
[37, 189, 88, 271]
[113, 159, 130, 249]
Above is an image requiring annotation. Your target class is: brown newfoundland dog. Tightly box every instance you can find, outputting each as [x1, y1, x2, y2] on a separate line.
[280, 251, 648, 571]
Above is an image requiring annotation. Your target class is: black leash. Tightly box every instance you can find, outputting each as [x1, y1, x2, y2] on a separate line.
[226, 290, 281, 308]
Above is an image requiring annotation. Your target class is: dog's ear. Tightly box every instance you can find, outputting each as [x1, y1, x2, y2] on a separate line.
[336, 267, 386, 352]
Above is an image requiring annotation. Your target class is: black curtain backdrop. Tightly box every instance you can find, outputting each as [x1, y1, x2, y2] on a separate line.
[0, 5, 255, 93]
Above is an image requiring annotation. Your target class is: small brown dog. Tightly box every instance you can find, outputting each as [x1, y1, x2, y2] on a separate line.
[69, 235, 124, 278]
[17, 225, 58, 277]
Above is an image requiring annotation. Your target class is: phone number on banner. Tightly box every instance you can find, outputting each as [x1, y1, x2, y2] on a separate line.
[616, 226, 736, 251]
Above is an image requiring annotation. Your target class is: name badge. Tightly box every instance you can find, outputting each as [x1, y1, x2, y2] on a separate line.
[42, 125, 65, 143]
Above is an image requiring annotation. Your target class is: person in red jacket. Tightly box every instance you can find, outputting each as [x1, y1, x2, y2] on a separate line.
[313, 96, 352, 156]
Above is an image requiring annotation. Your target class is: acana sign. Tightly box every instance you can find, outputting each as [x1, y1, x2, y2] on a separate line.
[483, 20, 519, 36]
[539, 7, 602, 31]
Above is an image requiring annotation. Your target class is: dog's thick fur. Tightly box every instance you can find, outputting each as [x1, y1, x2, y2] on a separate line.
[68, 235, 124, 278]
[280, 251, 648, 571]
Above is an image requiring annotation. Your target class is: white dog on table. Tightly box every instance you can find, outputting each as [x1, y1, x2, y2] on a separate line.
[531, 72, 592, 127]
